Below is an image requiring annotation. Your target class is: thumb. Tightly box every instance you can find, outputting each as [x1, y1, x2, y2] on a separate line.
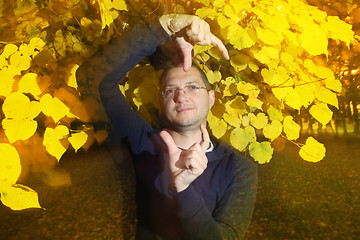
[159, 130, 178, 155]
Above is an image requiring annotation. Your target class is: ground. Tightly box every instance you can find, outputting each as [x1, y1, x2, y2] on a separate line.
[0, 136, 359, 240]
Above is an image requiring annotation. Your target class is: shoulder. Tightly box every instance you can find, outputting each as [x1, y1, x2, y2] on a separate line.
[213, 139, 257, 177]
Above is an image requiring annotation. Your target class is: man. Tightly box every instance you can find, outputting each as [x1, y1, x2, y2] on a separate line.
[77, 14, 257, 240]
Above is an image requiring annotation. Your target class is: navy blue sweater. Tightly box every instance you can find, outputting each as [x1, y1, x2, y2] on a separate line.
[78, 19, 257, 240]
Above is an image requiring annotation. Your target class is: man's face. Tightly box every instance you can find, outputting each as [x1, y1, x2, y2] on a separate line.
[160, 66, 215, 132]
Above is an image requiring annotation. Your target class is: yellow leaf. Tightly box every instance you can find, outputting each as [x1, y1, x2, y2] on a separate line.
[263, 120, 282, 141]
[206, 70, 222, 84]
[294, 84, 315, 108]
[256, 28, 282, 46]
[249, 141, 273, 164]
[237, 82, 260, 97]
[323, 15, 354, 46]
[2, 92, 41, 119]
[66, 64, 79, 90]
[230, 126, 256, 151]
[283, 116, 300, 140]
[299, 137, 326, 162]
[18, 73, 42, 98]
[2, 119, 38, 143]
[40, 94, 69, 123]
[193, 45, 212, 56]
[54, 88, 90, 122]
[196, 7, 219, 20]
[247, 96, 263, 110]
[250, 112, 268, 129]
[29, 37, 45, 51]
[230, 53, 250, 71]
[1, 44, 18, 59]
[9, 51, 31, 71]
[221, 77, 237, 97]
[272, 87, 289, 101]
[223, 113, 240, 128]
[309, 103, 333, 126]
[254, 46, 279, 64]
[267, 105, 283, 122]
[69, 132, 88, 152]
[230, 0, 252, 13]
[223, 5, 241, 22]
[0, 184, 42, 210]
[227, 24, 255, 50]
[324, 78, 342, 93]
[208, 111, 227, 139]
[315, 87, 338, 108]
[284, 88, 302, 110]
[213, 0, 225, 8]
[0, 143, 21, 184]
[299, 26, 328, 56]
[43, 126, 69, 161]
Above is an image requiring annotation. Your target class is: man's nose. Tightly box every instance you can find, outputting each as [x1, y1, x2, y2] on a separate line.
[173, 88, 188, 102]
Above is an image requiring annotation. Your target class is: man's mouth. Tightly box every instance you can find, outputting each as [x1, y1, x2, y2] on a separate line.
[176, 106, 195, 113]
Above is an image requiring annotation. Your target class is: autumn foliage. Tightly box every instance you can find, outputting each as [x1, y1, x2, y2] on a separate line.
[0, 0, 355, 210]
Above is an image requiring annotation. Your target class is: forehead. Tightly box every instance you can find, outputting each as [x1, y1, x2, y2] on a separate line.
[162, 67, 203, 87]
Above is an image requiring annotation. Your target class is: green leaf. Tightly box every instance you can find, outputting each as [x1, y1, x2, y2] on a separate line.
[249, 141, 273, 164]
[230, 126, 256, 151]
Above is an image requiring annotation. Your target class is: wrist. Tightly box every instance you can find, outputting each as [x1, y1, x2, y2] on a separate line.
[169, 183, 189, 193]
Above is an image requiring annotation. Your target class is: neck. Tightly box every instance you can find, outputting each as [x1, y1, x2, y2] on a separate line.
[166, 127, 203, 150]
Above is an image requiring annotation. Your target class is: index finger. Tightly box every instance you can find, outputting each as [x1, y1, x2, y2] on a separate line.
[200, 124, 211, 152]
[210, 33, 230, 60]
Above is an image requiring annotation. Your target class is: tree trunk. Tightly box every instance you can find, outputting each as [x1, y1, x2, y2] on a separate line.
[352, 100, 359, 134]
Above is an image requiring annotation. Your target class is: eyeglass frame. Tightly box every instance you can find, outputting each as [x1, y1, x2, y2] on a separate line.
[161, 85, 209, 99]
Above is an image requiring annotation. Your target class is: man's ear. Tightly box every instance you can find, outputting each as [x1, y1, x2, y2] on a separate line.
[208, 90, 215, 109]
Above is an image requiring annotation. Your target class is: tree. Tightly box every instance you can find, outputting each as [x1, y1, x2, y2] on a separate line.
[0, 0, 355, 210]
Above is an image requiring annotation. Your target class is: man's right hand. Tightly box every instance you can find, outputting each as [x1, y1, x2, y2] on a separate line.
[159, 14, 229, 71]
[159, 124, 210, 193]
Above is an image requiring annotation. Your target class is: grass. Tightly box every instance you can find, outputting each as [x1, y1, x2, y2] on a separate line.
[0, 136, 359, 239]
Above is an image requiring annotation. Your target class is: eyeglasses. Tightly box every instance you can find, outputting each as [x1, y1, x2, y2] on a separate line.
[161, 85, 208, 98]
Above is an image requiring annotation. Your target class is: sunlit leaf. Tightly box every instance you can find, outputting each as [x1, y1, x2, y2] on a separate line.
[254, 46, 279, 64]
[1, 44, 18, 59]
[43, 126, 69, 161]
[2, 92, 41, 119]
[230, 126, 256, 151]
[208, 111, 227, 139]
[283, 116, 300, 140]
[250, 112, 268, 129]
[0, 184, 42, 210]
[206, 70, 222, 84]
[323, 15, 354, 46]
[299, 137, 326, 162]
[0, 143, 21, 184]
[267, 105, 283, 122]
[227, 24, 255, 50]
[18, 73, 42, 98]
[40, 94, 69, 123]
[309, 103, 333, 126]
[249, 141, 273, 164]
[2, 119, 38, 143]
[66, 64, 79, 90]
[299, 26, 328, 56]
[263, 120, 282, 141]
[69, 132, 88, 152]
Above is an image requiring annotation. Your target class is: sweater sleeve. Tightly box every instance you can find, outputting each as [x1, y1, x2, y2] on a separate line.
[171, 154, 258, 240]
[76, 19, 171, 154]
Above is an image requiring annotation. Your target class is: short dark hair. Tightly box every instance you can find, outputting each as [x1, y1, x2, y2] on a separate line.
[159, 63, 211, 90]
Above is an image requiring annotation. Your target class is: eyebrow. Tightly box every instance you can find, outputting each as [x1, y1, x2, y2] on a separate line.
[163, 81, 202, 88]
